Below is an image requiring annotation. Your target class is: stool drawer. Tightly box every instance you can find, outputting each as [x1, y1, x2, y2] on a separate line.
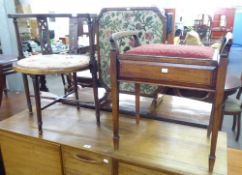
[119, 60, 216, 87]
[62, 145, 111, 175]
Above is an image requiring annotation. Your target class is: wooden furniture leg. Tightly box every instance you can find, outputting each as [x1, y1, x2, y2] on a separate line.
[112, 80, 119, 150]
[135, 83, 140, 124]
[90, 60, 100, 125]
[32, 75, 42, 135]
[232, 115, 236, 131]
[3, 75, 7, 96]
[220, 111, 225, 130]
[209, 57, 227, 172]
[207, 105, 215, 137]
[111, 50, 119, 150]
[0, 69, 4, 107]
[22, 74, 33, 114]
[236, 113, 241, 141]
[39, 75, 49, 92]
[73, 72, 80, 110]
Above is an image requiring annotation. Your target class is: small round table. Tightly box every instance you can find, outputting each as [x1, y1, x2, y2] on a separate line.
[13, 54, 90, 134]
[224, 75, 242, 98]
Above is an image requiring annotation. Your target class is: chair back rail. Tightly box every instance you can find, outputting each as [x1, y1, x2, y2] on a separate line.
[8, 13, 97, 58]
[8, 13, 97, 92]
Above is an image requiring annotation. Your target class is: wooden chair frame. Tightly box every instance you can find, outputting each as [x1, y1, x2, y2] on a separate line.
[8, 13, 101, 132]
[222, 75, 242, 141]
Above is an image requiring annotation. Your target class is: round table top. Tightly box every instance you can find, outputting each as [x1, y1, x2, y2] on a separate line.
[13, 54, 90, 75]
[225, 75, 242, 92]
[0, 54, 18, 65]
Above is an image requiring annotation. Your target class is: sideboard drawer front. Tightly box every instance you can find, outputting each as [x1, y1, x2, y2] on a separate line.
[119, 163, 169, 175]
[119, 60, 216, 87]
[62, 146, 111, 175]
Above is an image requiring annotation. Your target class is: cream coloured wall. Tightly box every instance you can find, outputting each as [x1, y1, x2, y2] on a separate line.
[0, 0, 23, 91]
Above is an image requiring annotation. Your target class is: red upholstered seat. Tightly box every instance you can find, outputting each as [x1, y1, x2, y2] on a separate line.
[125, 44, 214, 59]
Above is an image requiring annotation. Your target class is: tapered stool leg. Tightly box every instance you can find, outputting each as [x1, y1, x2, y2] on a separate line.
[73, 72, 80, 110]
[207, 106, 215, 137]
[236, 113, 241, 141]
[22, 74, 33, 114]
[32, 75, 42, 135]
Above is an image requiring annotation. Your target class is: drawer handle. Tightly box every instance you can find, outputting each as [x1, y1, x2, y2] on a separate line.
[74, 154, 109, 164]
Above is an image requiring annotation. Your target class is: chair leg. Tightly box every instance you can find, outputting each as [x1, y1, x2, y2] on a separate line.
[3, 75, 7, 97]
[22, 74, 33, 114]
[90, 66, 100, 125]
[135, 83, 140, 124]
[219, 112, 224, 130]
[61, 74, 67, 95]
[236, 113, 241, 141]
[232, 115, 237, 131]
[32, 75, 42, 135]
[0, 72, 4, 107]
[207, 105, 215, 137]
[73, 72, 80, 110]
[39, 75, 49, 92]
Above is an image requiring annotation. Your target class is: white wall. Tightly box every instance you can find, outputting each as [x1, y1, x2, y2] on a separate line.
[30, 0, 242, 14]
[233, 7, 242, 45]
[29, 0, 242, 37]
[0, 0, 24, 91]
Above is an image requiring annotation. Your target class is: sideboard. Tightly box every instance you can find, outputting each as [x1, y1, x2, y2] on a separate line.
[0, 103, 227, 175]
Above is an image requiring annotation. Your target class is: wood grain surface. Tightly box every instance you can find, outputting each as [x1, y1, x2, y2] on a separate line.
[0, 103, 227, 175]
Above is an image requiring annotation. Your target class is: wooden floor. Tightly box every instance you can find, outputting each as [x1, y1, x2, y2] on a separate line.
[66, 88, 212, 128]
[228, 148, 242, 175]
[0, 91, 27, 121]
[1, 90, 212, 128]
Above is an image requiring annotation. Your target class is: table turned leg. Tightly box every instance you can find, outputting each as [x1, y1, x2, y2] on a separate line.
[135, 83, 140, 124]
[73, 72, 80, 110]
[22, 74, 33, 114]
[32, 75, 42, 135]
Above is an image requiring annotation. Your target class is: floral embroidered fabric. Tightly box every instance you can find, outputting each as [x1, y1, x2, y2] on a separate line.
[98, 9, 165, 95]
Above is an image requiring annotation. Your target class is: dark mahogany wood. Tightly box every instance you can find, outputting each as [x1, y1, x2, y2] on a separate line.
[32, 75, 42, 135]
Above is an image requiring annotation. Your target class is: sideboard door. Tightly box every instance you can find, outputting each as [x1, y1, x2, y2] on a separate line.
[0, 131, 63, 175]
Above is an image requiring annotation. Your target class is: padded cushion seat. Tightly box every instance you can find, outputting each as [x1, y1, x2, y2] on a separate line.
[13, 54, 90, 75]
[125, 44, 215, 59]
[224, 97, 242, 112]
